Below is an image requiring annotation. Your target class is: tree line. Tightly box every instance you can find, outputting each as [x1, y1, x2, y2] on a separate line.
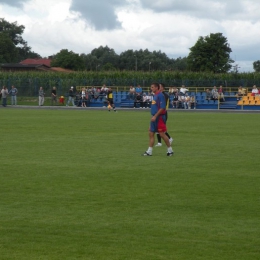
[1, 18, 260, 73]
[51, 47, 187, 72]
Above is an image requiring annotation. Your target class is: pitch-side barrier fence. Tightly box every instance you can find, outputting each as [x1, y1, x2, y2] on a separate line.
[0, 78, 259, 97]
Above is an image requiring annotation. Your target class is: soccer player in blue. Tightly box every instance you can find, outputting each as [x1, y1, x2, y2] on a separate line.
[143, 82, 174, 156]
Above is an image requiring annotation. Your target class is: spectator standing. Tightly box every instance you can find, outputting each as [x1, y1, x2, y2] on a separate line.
[1, 86, 8, 107]
[39, 87, 45, 106]
[51, 87, 57, 105]
[66, 86, 75, 106]
[81, 87, 87, 107]
[142, 82, 174, 156]
[9, 85, 18, 105]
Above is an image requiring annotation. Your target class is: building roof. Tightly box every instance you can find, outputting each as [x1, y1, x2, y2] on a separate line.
[1, 63, 49, 68]
[0, 63, 51, 71]
[20, 58, 52, 67]
[1, 63, 74, 73]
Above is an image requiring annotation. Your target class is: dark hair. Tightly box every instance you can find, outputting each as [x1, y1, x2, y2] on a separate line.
[151, 82, 160, 89]
[160, 83, 166, 89]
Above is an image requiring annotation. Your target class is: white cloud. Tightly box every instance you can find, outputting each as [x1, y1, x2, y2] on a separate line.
[0, 0, 259, 71]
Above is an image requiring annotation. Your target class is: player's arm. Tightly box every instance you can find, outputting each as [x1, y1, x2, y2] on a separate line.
[151, 108, 165, 122]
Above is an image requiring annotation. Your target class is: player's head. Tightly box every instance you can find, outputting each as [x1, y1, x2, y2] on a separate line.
[151, 82, 160, 93]
[151, 82, 160, 89]
[159, 83, 166, 91]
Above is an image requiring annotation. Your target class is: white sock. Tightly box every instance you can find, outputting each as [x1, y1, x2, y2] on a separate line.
[167, 147, 173, 153]
[147, 147, 153, 153]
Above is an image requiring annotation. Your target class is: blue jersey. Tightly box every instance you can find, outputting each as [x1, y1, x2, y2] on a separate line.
[151, 91, 166, 116]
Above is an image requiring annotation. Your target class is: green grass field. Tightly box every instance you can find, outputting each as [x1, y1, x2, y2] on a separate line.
[1, 108, 259, 260]
[16, 97, 64, 106]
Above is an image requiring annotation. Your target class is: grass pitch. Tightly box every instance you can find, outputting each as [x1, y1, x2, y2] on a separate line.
[0, 108, 259, 259]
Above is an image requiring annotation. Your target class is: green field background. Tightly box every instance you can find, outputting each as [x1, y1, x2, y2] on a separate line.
[0, 109, 259, 259]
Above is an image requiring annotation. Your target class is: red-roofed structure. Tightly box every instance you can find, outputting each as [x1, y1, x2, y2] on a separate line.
[1, 58, 74, 73]
[20, 58, 52, 67]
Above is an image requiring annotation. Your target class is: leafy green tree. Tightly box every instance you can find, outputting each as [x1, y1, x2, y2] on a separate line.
[91, 45, 110, 59]
[118, 49, 168, 71]
[0, 33, 18, 62]
[118, 49, 187, 71]
[80, 45, 188, 71]
[101, 63, 116, 71]
[0, 18, 41, 61]
[172, 57, 187, 71]
[80, 53, 99, 70]
[119, 50, 136, 70]
[253, 60, 260, 72]
[187, 33, 233, 73]
[51, 49, 85, 70]
[91, 46, 119, 69]
[0, 18, 25, 45]
[81, 46, 119, 71]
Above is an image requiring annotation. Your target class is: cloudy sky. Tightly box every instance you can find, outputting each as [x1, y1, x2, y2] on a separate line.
[1, 0, 260, 71]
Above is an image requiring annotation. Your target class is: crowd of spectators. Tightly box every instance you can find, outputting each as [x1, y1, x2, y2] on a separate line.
[126, 85, 153, 108]
[127, 84, 195, 109]
[203, 85, 225, 101]
[168, 84, 228, 109]
[72, 84, 259, 109]
[168, 85, 195, 109]
[73, 84, 109, 107]
[1, 85, 18, 107]
[1, 84, 259, 108]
